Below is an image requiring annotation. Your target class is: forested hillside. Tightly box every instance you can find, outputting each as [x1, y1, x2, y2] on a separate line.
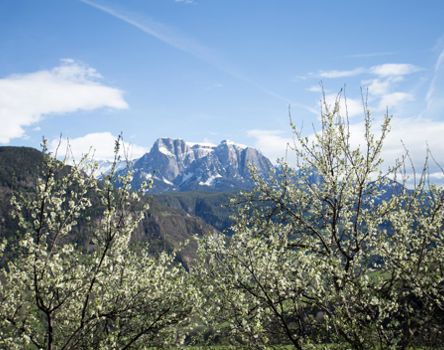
[0, 146, 228, 265]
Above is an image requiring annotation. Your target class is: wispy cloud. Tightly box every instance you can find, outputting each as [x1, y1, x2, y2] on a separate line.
[306, 85, 323, 93]
[319, 68, 365, 79]
[205, 82, 224, 91]
[80, 0, 316, 114]
[345, 51, 396, 58]
[175, 0, 196, 4]
[370, 63, 422, 77]
[318, 63, 422, 80]
[425, 48, 444, 117]
[0, 59, 127, 144]
[378, 92, 414, 110]
[80, 0, 213, 62]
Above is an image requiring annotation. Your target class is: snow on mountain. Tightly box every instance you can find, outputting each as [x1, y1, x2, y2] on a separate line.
[94, 159, 128, 178]
[158, 145, 175, 157]
[110, 138, 274, 192]
[198, 174, 222, 186]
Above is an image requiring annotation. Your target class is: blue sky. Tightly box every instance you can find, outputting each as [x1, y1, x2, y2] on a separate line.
[2, 0, 444, 174]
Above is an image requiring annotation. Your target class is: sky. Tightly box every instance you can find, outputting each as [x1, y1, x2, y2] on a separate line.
[2, 0, 444, 177]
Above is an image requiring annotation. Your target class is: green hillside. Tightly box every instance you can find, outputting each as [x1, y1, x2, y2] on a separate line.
[0, 146, 220, 265]
[153, 191, 236, 234]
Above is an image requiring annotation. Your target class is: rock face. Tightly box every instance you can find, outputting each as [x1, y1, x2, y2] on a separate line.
[125, 138, 274, 192]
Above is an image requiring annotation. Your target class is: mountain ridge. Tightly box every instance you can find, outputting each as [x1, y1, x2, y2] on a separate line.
[108, 137, 274, 193]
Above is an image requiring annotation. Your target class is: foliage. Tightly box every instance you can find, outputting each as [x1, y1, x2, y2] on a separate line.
[0, 139, 193, 349]
[153, 191, 236, 233]
[0, 146, 43, 190]
[193, 94, 444, 349]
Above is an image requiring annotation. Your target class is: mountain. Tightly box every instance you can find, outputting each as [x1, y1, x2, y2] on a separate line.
[0, 147, 44, 254]
[154, 191, 236, 234]
[121, 138, 273, 192]
[0, 138, 273, 263]
[94, 159, 128, 178]
[0, 146, 218, 266]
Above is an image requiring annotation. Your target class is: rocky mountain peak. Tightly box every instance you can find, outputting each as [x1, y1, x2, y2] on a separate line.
[116, 138, 274, 192]
[151, 138, 187, 158]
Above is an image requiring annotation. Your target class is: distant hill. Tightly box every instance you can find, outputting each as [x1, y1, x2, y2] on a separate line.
[153, 191, 236, 234]
[0, 146, 228, 266]
[0, 147, 45, 257]
[0, 146, 43, 189]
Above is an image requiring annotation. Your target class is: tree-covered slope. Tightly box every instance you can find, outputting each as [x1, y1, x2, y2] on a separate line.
[0, 146, 218, 265]
[153, 191, 236, 234]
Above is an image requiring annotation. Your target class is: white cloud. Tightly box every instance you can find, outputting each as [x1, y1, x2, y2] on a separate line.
[247, 129, 293, 163]
[306, 85, 323, 93]
[361, 75, 412, 113]
[316, 64, 421, 114]
[384, 118, 444, 167]
[0, 59, 128, 144]
[248, 116, 444, 181]
[362, 78, 393, 96]
[346, 117, 444, 172]
[370, 63, 422, 77]
[318, 63, 421, 80]
[50, 132, 147, 162]
[429, 172, 444, 180]
[378, 92, 414, 110]
[324, 94, 364, 118]
[319, 68, 365, 79]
